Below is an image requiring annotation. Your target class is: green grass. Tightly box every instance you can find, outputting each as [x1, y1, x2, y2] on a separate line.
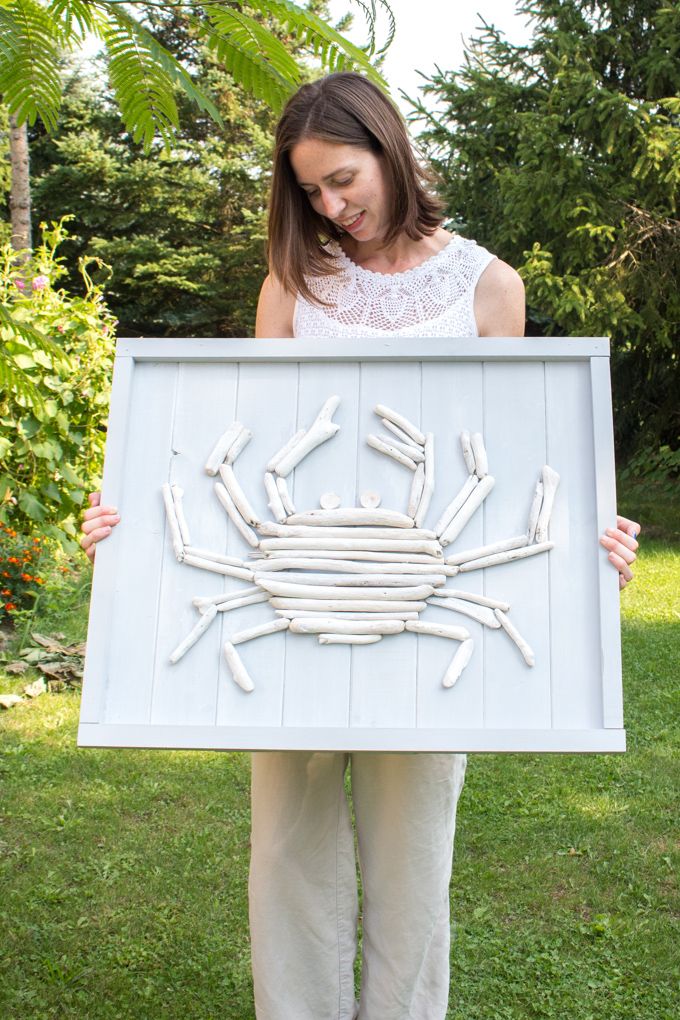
[1, 537, 678, 1019]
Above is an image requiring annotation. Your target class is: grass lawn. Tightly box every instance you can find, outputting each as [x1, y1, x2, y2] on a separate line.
[1, 516, 678, 1018]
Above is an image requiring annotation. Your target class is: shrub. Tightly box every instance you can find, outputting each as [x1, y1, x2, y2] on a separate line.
[0, 521, 45, 622]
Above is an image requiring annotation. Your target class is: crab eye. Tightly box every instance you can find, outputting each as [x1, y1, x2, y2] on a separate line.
[359, 491, 381, 509]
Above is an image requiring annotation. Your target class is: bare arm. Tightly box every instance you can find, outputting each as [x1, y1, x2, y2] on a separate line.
[255, 274, 296, 338]
[474, 259, 526, 337]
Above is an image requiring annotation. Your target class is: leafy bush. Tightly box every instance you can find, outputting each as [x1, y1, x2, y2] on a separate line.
[0, 520, 45, 622]
[0, 218, 115, 547]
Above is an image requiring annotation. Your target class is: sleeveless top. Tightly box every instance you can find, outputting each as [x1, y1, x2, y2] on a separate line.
[293, 235, 496, 338]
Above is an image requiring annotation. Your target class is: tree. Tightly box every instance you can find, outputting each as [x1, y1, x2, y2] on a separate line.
[413, 0, 679, 460]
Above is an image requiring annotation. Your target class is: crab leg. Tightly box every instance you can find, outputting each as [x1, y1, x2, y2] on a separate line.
[271, 598, 428, 613]
[534, 466, 560, 543]
[470, 432, 488, 478]
[184, 546, 246, 567]
[459, 431, 476, 475]
[169, 604, 217, 664]
[526, 478, 544, 543]
[194, 591, 270, 614]
[439, 475, 495, 547]
[285, 508, 415, 528]
[434, 475, 479, 537]
[494, 609, 535, 666]
[230, 618, 290, 645]
[225, 426, 252, 465]
[170, 485, 192, 546]
[381, 417, 422, 447]
[183, 553, 254, 581]
[374, 404, 425, 446]
[215, 482, 259, 547]
[289, 618, 405, 635]
[427, 596, 501, 628]
[407, 463, 425, 517]
[192, 585, 261, 609]
[442, 638, 474, 688]
[218, 465, 261, 527]
[376, 435, 425, 463]
[367, 434, 418, 471]
[414, 434, 435, 528]
[223, 642, 255, 692]
[275, 396, 341, 477]
[267, 428, 306, 473]
[162, 482, 185, 561]
[276, 476, 296, 515]
[264, 472, 287, 524]
[445, 534, 527, 566]
[458, 541, 553, 572]
[205, 422, 243, 476]
[405, 620, 470, 641]
[433, 589, 510, 612]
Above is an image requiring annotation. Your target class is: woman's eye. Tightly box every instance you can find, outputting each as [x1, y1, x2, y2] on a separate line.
[335, 178, 352, 186]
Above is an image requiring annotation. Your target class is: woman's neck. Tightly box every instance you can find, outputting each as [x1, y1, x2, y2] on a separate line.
[340, 227, 453, 275]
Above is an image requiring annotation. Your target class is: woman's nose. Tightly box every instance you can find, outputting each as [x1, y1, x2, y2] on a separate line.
[318, 189, 344, 220]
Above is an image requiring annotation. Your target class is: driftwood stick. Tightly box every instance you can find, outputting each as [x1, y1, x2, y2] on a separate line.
[367, 434, 417, 471]
[442, 638, 474, 688]
[253, 548, 445, 563]
[470, 432, 488, 477]
[458, 541, 554, 572]
[374, 404, 425, 446]
[169, 604, 217, 664]
[285, 508, 415, 528]
[434, 474, 479, 537]
[272, 598, 428, 613]
[258, 579, 434, 601]
[205, 422, 243, 476]
[276, 476, 296, 516]
[275, 396, 341, 477]
[407, 463, 425, 518]
[459, 431, 476, 475]
[230, 618, 289, 645]
[267, 428, 305, 473]
[184, 547, 245, 567]
[223, 641, 255, 692]
[214, 482, 260, 547]
[263, 472, 287, 524]
[225, 426, 252, 465]
[192, 585, 261, 609]
[183, 553, 254, 581]
[257, 522, 435, 539]
[494, 609, 535, 666]
[381, 417, 422, 446]
[161, 482, 185, 561]
[214, 592, 270, 613]
[526, 478, 544, 543]
[445, 534, 527, 566]
[290, 618, 405, 636]
[535, 466, 560, 543]
[427, 596, 501, 628]
[259, 537, 442, 555]
[218, 464, 261, 527]
[319, 633, 382, 645]
[275, 609, 418, 620]
[377, 435, 425, 463]
[250, 557, 456, 575]
[255, 571, 446, 588]
[170, 484, 192, 546]
[440, 475, 495, 547]
[414, 433, 435, 528]
[405, 620, 471, 641]
[433, 589, 510, 612]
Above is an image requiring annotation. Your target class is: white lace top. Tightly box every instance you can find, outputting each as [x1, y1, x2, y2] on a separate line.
[293, 235, 496, 338]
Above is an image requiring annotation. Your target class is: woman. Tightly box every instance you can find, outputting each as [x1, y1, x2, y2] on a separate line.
[82, 73, 640, 1019]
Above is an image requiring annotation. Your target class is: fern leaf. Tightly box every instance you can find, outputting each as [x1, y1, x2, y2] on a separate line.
[203, 5, 301, 85]
[202, 15, 297, 111]
[0, 0, 65, 130]
[47, 0, 99, 40]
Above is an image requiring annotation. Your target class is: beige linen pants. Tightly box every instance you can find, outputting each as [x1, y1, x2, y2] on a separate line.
[249, 750, 467, 1020]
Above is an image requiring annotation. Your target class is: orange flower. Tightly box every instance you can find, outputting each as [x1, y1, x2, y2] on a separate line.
[35, 577, 44, 585]
[1, 588, 10, 596]
[8, 556, 19, 564]
[21, 573, 33, 582]
[4, 602, 16, 611]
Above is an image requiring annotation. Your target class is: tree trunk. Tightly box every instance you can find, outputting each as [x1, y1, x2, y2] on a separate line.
[9, 114, 32, 255]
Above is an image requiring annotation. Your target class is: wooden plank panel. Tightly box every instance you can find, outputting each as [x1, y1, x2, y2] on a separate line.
[545, 361, 602, 729]
[150, 362, 237, 726]
[481, 361, 551, 729]
[281, 361, 359, 728]
[416, 361, 485, 728]
[101, 361, 177, 724]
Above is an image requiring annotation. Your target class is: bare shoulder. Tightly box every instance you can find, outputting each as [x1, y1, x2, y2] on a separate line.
[474, 258, 526, 337]
[255, 274, 296, 338]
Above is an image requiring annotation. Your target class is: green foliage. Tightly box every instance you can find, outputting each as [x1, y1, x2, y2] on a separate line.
[413, 0, 680, 462]
[0, 1, 390, 152]
[0, 520, 45, 621]
[0, 218, 115, 546]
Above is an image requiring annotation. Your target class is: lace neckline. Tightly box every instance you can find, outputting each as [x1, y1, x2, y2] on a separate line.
[328, 235, 460, 279]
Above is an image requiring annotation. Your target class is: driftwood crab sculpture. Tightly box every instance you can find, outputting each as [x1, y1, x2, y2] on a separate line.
[162, 396, 560, 693]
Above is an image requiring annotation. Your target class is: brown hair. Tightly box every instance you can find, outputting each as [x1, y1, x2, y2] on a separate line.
[267, 72, 444, 304]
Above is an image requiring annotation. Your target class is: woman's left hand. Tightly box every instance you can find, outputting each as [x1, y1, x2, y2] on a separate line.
[599, 515, 641, 590]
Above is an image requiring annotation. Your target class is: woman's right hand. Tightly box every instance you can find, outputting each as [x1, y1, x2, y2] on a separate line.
[80, 492, 120, 563]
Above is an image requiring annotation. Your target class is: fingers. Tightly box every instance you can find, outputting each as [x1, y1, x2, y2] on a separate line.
[600, 526, 637, 589]
[80, 497, 120, 563]
[83, 503, 118, 522]
[88, 491, 101, 509]
[80, 525, 113, 562]
[616, 515, 641, 539]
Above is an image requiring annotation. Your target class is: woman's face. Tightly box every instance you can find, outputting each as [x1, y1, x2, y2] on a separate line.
[289, 138, 391, 243]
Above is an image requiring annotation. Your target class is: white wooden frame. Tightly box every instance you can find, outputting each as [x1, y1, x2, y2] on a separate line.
[78, 338, 624, 753]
